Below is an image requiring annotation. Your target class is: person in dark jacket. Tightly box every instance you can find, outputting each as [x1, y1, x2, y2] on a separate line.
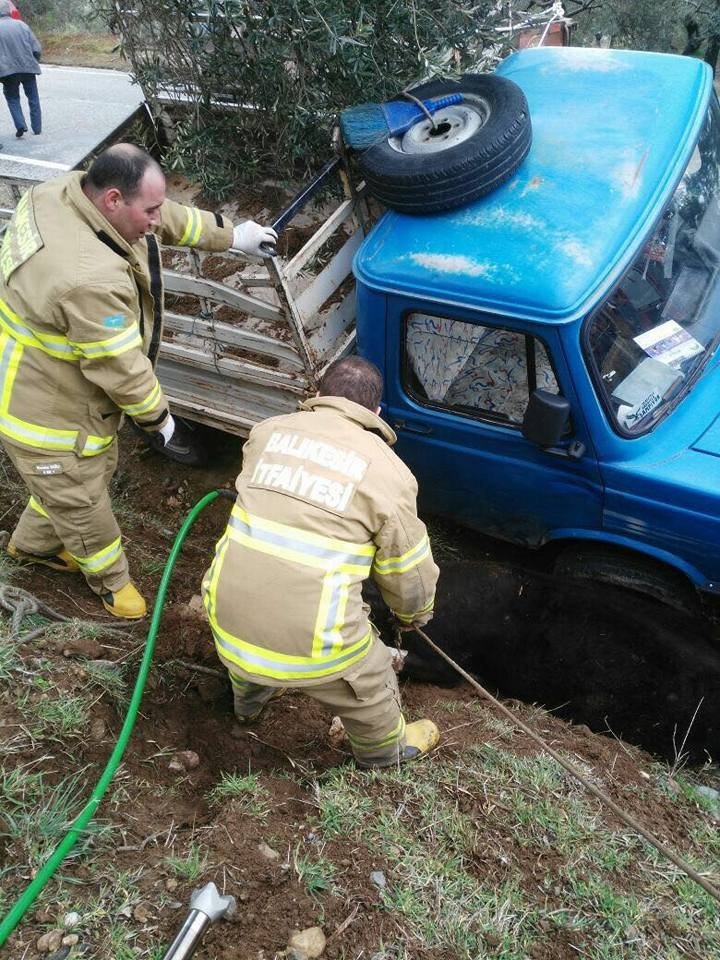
[0, 0, 41, 138]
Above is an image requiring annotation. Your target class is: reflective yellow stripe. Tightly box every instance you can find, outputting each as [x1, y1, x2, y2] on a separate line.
[178, 207, 202, 247]
[212, 620, 373, 681]
[394, 596, 435, 624]
[347, 715, 406, 752]
[373, 534, 431, 576]
[0, 334, 78, 450]
[70, 536, 123, 575]
[28, 495, 49, 518]
[119, 380, 163, 417]
[226, 507, 374, 660]
[69, 323, 142, 360]
[0, 297, 77, 361]
[205, 526, 372, 680]
[229, 506, 375, 573]
[81, 434, 115, 457]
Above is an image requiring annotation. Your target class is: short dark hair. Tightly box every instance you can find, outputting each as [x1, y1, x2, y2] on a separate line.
[85, 144, 162, 199]
[318, 356, 383, 411]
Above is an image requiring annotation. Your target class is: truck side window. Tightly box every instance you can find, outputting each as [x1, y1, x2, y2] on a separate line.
[405, 313, 559, 425]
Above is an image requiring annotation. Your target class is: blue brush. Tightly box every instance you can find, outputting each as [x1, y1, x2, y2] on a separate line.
[340, 93, 463, 150]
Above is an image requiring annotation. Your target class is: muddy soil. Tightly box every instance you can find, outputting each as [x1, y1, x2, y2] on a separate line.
[2, 425, 720, 958]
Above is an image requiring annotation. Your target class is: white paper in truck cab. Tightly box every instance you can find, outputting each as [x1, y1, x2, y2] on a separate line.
[634, 319, 704, 369]
[611, 356, 682, 409]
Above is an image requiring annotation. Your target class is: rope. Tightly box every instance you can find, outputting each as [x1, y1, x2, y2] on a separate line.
[413, 625, 720, 905]
[0, 582, 131, 642]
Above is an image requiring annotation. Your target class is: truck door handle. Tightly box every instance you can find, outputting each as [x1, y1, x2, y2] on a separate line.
[392, 419, 433, 435]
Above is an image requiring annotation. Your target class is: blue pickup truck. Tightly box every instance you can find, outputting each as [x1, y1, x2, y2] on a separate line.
[353, 46, 720, 610]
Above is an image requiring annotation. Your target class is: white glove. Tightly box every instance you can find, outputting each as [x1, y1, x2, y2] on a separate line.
[158, 415, 176, 445]
[232, 220, 278, 258]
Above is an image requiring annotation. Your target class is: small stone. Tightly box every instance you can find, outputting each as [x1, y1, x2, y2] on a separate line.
[180, 594, 207, 622]
[257, 842, 280, 861]
[63, 912, 80, 928]
[165, 877, 179, 891]
[288, 926, 326, 958]
[166, 496, 180, 508]
[133, 902, 151, 924]
[62, 933, 79, 947]
[168, 759, 185, 773]
[118, 905, 133, 919]
[370, 870, 386, 889]
[176, 750, 200, 770]
[90, 718, 106, 741]
[61, 637, 102, 659]
[37, 929, 63, 952]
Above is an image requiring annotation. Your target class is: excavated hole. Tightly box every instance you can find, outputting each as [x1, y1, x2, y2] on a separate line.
[370, 553, 720, 764]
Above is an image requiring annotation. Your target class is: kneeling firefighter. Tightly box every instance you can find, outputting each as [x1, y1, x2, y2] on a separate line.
[202, 356, 441, 767]
[0, 143, 277, 618]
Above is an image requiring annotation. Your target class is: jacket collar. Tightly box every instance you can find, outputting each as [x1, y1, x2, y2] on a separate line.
[64, 172, 140, 260]
[300, 395, 397, 445]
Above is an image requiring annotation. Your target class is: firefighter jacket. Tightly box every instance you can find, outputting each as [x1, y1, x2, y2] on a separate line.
[203, 395, 439, 685]
[0, 171, 233, 457]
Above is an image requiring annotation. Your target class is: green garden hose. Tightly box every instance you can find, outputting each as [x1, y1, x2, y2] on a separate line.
[0, 488, 231, 949]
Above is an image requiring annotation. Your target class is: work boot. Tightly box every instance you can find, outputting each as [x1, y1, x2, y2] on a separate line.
[358, 718, 440, 768]
[6, 539, 80, 573]
[102, 582, 147, 619]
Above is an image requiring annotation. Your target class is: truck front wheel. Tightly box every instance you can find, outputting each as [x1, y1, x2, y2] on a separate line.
[553, 545, 699, 615]
[357, 74, 532, 214]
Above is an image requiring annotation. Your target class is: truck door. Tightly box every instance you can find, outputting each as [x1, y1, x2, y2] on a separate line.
[384, 308, 604, 546]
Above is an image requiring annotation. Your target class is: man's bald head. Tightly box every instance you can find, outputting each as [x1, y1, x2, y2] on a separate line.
[84, 144, 166, 245]
[85, 144, 163, 201]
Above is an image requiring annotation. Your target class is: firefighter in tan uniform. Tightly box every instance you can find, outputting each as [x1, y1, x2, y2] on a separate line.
[203, 357, 441, 768]
[0, 143, 276, 618]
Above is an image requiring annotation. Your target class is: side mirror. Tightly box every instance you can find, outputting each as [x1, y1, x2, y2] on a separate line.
[522, 389, 571, 447]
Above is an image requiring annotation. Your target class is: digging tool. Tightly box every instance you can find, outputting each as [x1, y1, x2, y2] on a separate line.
[161, 881, 236, 960]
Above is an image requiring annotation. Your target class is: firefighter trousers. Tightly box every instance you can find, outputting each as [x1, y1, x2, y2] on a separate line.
[2, 439, 130, 595]
[227, 636, 407, 767]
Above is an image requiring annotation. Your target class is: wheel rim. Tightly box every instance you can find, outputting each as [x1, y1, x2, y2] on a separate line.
[388, 95, 491, 155]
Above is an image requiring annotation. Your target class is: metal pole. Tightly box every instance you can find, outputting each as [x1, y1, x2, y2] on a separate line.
[161, 882, 236, 960]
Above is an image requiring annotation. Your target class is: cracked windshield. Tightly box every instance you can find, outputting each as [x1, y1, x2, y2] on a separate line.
[587, 100, 720, 434]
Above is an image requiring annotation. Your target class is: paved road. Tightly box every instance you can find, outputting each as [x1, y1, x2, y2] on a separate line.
[0, 64, 144, 184]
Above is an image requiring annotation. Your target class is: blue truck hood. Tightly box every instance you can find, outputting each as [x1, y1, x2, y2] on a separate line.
[691, 412, 720, 457]
[354, 47, 713, 325]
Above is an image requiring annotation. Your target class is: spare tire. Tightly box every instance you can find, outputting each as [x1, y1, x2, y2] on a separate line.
[358, 74, 532, 214]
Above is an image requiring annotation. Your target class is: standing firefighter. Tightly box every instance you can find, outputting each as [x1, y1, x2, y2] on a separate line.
[203, 357, 440, 768]
[0, 143, 277, 619]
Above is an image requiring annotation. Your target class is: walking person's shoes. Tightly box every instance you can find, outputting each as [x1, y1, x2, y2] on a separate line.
[6, 539, 80, 573]
[102, 582, 147, 619]
[15, 127, 26, 138]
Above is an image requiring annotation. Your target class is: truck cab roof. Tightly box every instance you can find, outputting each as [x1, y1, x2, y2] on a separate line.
[354, 47, 713, 325]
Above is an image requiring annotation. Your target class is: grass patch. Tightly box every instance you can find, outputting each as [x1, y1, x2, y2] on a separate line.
[0, 767, 112, 874]
[206, 772, 270, 818]
[17, 688, 89, 738]
[164, 841, 209, 881]
[293, 845, 339, 897]
[302, 733, 720, 959]
[82, 658, 127, 705]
